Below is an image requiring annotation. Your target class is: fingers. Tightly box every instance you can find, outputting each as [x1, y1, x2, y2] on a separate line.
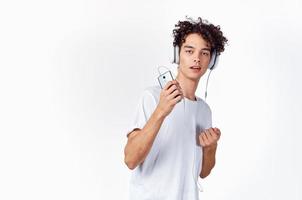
[208, 128, 218, 140]
[166, 84, 178, 95]
[172, 94, 183, 104]
[213, 127, 221, 140]
[164, 80, 183, 100]
[163, 80, 174, 90]
[199, 128, 221, 147]
[163, 80, 180, 91]
[201, 129, 213, 146]
[199, 132, 208, 147]
[168, 88, 183, 100]
[164, 80, 181, 91]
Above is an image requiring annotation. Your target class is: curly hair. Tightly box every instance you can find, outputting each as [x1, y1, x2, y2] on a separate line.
[173, 17, 228, 55]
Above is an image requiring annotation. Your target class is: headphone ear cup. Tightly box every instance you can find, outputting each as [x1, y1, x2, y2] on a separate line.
[173, 45, 180, 64]
[208, 50, 219, 70]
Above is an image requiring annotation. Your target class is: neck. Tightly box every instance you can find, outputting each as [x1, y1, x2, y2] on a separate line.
[175, 73, 199, 101]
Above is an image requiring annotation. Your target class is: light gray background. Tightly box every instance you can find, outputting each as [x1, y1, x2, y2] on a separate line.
[0, 0, 301, 199]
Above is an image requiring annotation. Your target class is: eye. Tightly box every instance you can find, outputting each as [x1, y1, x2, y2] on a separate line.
[201, 51, 210, 56]
[185, 50, 193, 54]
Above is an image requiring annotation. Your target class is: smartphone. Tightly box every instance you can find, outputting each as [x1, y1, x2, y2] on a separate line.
[157, 71, 174, 89]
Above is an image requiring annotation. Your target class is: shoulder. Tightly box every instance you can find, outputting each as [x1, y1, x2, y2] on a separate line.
[141, 85, 161, 101]
[137, 85, 161, 106]
[144, 85, 161, 96]
[196, 96, 212, 115]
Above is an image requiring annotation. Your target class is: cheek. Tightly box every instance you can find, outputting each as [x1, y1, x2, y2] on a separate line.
[201, 57, 210, 64]
[201, 60, 210, 69]
[180, 56, 191, 65]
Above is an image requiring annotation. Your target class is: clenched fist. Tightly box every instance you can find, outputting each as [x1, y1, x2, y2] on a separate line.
[199, 128, 221, 148]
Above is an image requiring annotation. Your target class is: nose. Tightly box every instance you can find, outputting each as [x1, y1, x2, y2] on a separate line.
[194, 56, 200, 63]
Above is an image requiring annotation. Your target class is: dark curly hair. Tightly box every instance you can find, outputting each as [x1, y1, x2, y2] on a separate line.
[173, 17, 228, 55]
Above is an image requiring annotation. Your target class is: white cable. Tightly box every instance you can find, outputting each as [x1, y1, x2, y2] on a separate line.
[182, 94, 203, 196]
[157, 66, 170, 75]
[191, 100, 203, 195]
[205, 69, 213, 102]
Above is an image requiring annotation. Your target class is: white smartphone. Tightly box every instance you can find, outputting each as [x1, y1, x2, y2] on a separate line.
[157, 71, 174, 89]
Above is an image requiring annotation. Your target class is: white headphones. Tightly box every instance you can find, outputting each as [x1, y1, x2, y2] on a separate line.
[172, 45, 219, 70]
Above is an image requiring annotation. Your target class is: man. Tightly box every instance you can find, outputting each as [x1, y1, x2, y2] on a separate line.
[124, 17, 228, 200]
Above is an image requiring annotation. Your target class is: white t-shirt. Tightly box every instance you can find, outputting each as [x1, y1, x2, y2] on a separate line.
[126, 85, 212, 200]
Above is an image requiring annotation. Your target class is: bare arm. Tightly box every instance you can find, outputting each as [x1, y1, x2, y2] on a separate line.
[124, 80, 183, 170]
[200, 143, 217, 178]
[199, 128, 221, 178]
[124, 107, 166, 170]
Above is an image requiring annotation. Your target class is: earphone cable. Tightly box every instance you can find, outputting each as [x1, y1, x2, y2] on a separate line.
[157, 66, 170, 75]
[205, 69, 213, 102]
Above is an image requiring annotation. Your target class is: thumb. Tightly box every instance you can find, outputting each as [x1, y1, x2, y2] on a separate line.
[214, 128, 221, 135]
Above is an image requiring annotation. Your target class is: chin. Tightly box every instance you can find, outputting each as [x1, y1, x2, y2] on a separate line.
[189, 71, 206, 79]
[186, 74, 202, 82]
[179, 69, 205, 81]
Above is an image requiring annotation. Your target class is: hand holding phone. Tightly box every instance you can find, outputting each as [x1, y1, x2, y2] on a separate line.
[156, 78, 183, 117]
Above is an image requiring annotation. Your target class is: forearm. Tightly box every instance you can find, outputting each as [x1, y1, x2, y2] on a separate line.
[200, 143, 217, 178]
[124, 107, 166, 169]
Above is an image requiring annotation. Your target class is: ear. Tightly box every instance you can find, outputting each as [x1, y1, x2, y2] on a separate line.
[208, 50, 219, 70]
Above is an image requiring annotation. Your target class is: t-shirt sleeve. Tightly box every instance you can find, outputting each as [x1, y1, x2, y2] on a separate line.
[206, 108, 212, 129]
[202, 102, 212, 130]
[125, 90, 157, 137]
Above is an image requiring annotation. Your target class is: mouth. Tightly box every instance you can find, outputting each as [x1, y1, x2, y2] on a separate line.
[190, 66, 201, 72]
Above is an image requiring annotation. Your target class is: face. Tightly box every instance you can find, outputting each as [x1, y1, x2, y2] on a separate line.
[178, 33, 211, 81]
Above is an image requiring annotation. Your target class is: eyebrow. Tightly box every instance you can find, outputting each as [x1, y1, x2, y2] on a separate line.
[183, 45, 211, 51]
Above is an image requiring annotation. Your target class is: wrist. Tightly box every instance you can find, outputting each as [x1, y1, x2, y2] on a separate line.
[154, 107, 167, 120]
[203, 143, 217, 152]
